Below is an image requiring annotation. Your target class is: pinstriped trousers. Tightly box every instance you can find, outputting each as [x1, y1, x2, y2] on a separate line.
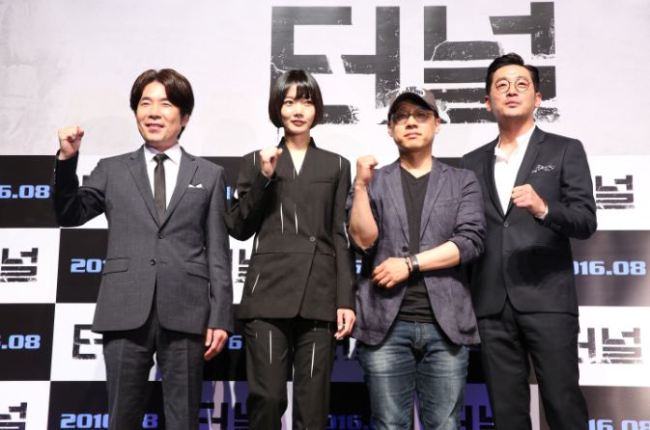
[244, 318, 336, 430]
[102, 301, 205, 430]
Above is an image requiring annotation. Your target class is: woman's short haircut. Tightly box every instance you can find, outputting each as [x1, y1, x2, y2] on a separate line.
[268, 69, 324, 128]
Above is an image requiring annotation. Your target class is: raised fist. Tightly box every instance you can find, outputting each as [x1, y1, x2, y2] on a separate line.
[259, 146, 283, 178]
[57, 126, 84, 160]
[355, 155, 378, 187]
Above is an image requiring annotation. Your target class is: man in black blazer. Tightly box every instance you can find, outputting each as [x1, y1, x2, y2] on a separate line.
[53, 69, 233, 429]
[462, 53, 596, 429]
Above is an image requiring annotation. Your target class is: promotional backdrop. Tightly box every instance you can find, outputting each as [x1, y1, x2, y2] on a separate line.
[1, 1, 649, 429]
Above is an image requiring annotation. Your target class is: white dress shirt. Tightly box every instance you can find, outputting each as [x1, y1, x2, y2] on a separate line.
[143, 143, 181, 208]
[493, 125, 535, 214]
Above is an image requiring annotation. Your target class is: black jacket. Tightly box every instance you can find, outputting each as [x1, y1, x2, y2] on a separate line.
[227, 139, 356, 321]
[461, 127, 597, 317]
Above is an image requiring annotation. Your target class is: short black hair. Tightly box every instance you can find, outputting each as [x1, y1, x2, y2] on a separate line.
[485, 53, 540, 94]
[130, 68, 194, 138]
[130, 69, 194, 117]
[268, 69, 324, 128]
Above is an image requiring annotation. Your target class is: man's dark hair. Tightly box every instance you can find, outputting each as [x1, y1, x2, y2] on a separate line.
[130, 69, 194, 117]
[268, 70, 324, 129]
[485, 53, 540, 94]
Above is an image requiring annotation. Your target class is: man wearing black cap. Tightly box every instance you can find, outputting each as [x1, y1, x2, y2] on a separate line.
[347, 88, 486, 429]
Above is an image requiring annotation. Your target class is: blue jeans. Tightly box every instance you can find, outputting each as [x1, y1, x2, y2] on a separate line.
[358, 320, 469, 430]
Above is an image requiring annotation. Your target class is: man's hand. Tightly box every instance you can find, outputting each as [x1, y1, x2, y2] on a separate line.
[372, 257, 410, 288]
[511, 184, 547, 217]
[354, 155, 378, 188]
[204, 328, 228, 360]
[259, 146, 283, 178]
[334, 308, 356, 340]
[57, 126, 84, 160]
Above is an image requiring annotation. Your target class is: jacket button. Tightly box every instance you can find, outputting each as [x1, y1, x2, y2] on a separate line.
[309, 236, 316, 242]
[504, 221, 509, 228]
[158, 233, 164, 239]
[402, 246, 408, 252]
[150, 259, 156, 265]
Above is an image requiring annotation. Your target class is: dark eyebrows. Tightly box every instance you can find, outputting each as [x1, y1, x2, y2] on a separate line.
[495, 75, 530, 82]
[139, 95, 171, 103]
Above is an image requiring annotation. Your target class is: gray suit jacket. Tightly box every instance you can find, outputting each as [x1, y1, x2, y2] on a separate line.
[349, 158, 485, 346]
[53, 146, 233, 335]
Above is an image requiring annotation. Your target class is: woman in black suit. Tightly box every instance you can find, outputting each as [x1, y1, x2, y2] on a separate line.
[227, 69, 356, 430]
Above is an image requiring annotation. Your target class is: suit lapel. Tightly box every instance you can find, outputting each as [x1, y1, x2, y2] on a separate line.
[127, 146, 159, 224]
[385, 161, 410, 243]
[505, 127, 543, 216]
[277, 137, 316, 181]
[419, 158, 445, 239]
[482, 139, 504, 218]
[162, 149, 198, 226]
[291, 139, 318, 199]
[297, 139, 317, 180]
[275, 139, 295, 180]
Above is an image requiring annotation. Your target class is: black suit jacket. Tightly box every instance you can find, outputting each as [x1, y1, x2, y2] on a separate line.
[227, 139, 356, 322]
[461, 127, 597, 317]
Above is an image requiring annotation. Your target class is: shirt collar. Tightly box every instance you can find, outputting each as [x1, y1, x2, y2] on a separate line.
[143, 143, 182, 165]
[494, 124, 536, 161]
[278, 136, 316, 149]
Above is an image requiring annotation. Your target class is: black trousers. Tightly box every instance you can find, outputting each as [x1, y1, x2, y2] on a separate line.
[244, 318, 336, 430]
[102, 303, 205, 430]
[478, 299, 588, 430]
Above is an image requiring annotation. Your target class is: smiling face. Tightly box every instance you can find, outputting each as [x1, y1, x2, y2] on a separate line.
[388, 101, 440, 153]
[135, 81, 189, 151]
[485, 64, 542, 125]
[280, 84, 316, 138]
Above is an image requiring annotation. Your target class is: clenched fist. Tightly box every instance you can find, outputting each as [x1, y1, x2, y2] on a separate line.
[372, 256, 410, 288]
[259, 146, 283, 178]
[511, 184, 547, 218]
[58, 126, 84, 160]
[355, 155, 378, 188]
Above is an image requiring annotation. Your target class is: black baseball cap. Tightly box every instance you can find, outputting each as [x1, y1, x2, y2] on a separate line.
[387, 87, 439, 122]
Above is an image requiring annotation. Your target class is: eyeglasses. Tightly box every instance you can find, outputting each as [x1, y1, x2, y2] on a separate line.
[493, 78, 532, 94]
[391, 109, 434, 125]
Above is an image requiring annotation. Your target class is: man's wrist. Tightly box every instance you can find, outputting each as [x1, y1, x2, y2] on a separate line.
[535, 203, 549, 220]
[408, 254, 420, 274]
[404, 256, 412, 273]
[57, 150, 76, 161]
[353, 181, 369, 192]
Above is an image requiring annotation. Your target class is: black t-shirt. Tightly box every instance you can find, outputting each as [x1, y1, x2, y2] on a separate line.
[397, 167, 435, 322]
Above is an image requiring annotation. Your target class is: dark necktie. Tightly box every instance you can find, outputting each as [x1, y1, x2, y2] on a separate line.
[153, 153, 168, 222]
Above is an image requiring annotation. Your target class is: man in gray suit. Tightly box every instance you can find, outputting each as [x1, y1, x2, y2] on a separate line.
[53, 69, 233, 429]
[348, 88, 485, 429]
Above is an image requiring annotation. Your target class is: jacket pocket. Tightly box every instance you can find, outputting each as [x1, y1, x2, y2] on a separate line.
[186, 261, 209, 280]
[102, 258, 129, 275]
